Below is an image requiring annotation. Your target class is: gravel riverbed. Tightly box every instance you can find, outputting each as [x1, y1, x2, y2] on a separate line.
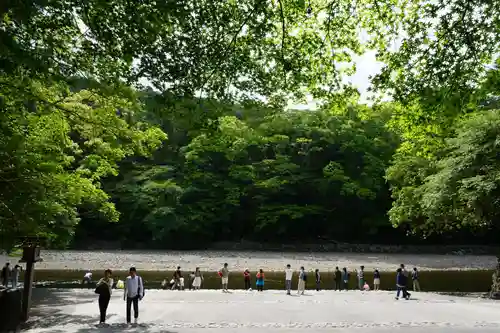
[2, 250, 496, 271]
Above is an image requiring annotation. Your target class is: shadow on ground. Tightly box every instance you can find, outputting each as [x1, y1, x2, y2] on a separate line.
[31, 288, 97, 306]
[22, 289, 96, 330]
[73, 323, 177, 333]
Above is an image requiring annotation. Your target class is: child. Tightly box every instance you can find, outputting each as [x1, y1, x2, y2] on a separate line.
[315, 269, 321, 291]
[256, 269, 265, 291]
[373, 269, 381, 291]
[363, 282, 370, 291]
[243, 269, 251, 290]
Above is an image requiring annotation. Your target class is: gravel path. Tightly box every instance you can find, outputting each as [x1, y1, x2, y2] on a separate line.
[26, 289, 500, 333]
[3, 250, 496, 272]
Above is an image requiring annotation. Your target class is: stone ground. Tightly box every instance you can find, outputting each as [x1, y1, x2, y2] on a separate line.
[24, 288, 500, 333]
[3, 250, 496, 272]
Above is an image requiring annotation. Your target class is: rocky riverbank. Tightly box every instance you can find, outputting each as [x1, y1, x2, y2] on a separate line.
[2, 250, 496, 272]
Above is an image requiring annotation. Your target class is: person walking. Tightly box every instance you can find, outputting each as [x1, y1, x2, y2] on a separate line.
[400, 264, 411, 299]
[193, 267, 203, 290]
[11, 265, 22, 288]
[357, 266, 365, 290]
[1, 263, 11, 287]
[96, 269, 113, 325]
[219, 263, 229, 292]
[373, 269, 381, 291]
[315, 269, 321, 291]
[297, 266, 306, 295]
[285, 264, 293, 295]
[412, 267, 421, 292]
[123, 267, 144, 325]
[395, 267, 404, 300]
[334, 267, 342, 291]
[342, 267, 349, 290]
[256, 269, 265, 291]
[243, 268, 251, 290]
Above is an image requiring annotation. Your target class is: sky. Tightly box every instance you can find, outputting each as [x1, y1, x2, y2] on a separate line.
[291, 50, 385, 110]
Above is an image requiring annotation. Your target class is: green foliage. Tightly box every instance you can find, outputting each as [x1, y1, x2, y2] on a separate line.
[91, 100, 398, 247]
[3, 0, 500, 249]
[389, 108, 500, 235]
[0, 76, 166, 250]
[387, 63, 500, 237]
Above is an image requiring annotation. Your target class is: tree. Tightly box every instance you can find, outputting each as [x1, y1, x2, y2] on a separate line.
[387, 61, 500, 237]
[0, 76, 166, 250]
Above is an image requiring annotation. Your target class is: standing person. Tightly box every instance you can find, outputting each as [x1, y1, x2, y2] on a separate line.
[172, 266, 182, 290]
[243, 268, 251, 290]
[96, 269, 113, 325]
[297, 266, 306, 295]
[82, 270, 93, 285]
[256, 269, 265, 291]
[334, 267, 342, 291]
[193, 267, 203, 290]
[342, 267, 349, 290]
[220, 263, 229, 292]
[373, 269, 381, 291]
[412, 267, 421, 292]
[1, 263, 11, 287]
[188, 271, 195, 290]
[123, 267, 144, 325]
[11, 264, 22, 288]
[315, 269, 321, 291]
[285, 264, 293, 295]
[357, 266, 365, 290]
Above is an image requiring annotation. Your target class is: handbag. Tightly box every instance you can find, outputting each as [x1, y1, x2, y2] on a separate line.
[95, 282, 109, 295]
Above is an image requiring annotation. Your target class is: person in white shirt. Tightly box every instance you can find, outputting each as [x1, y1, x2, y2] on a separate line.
[285, 264, 293, 295]
[82, 270, 92, 285]
[123, 267, 144, 324]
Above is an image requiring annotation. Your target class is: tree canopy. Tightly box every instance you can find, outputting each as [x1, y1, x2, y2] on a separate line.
[1, 0, 499, 250]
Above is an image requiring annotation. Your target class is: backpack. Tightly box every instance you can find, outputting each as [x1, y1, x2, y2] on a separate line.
[302, 272, 307, 281]
[138, 276, 145, 298]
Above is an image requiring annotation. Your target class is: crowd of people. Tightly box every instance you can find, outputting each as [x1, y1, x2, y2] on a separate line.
[91, 263, 421, 326]
[157, 263, 422, 298]
[0, 262, 23, 288]
[1, 260, 422, 327]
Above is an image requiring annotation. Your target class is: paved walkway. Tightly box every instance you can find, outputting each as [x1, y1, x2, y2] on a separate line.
[26, 289, 500, 332]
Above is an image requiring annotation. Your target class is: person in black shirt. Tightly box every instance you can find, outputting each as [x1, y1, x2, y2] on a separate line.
[399, 264, 411, 299]
[315, 269, 321, 291]
[334, 267, 342, 291]
[1, 263, 11, 287]
[172, 266, 183, 290]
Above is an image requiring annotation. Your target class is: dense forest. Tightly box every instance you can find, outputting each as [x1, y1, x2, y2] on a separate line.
[0, 0, 499, 251]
